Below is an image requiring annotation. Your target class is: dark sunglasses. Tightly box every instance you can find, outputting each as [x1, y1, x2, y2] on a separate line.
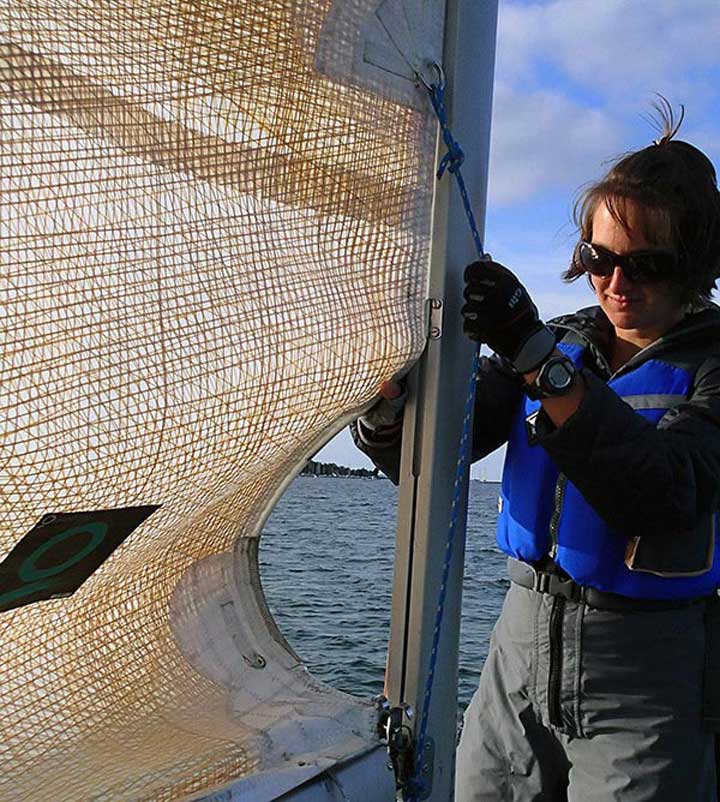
[575, 240, 679, 283]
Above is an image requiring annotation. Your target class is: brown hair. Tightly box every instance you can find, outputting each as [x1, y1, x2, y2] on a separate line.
[564, 97, 720, 303]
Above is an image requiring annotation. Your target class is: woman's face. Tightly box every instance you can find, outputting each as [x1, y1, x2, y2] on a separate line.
[589, 200, 686, 345]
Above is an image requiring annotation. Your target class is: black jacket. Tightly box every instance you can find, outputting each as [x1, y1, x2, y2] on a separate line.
[353, 304, 720, 542]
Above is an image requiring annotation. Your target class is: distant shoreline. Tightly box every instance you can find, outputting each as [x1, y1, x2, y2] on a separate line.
[301, 459, 500, 483]
[301, 459, 380, 478]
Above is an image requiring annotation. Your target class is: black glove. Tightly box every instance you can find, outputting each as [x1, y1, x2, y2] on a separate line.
[461, 259, 556, 373]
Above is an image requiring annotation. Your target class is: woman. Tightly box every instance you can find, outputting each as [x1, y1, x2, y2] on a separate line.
[354, 105, 720, 800]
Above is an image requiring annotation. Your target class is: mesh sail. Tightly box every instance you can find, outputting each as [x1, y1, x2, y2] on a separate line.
[0, 1, 437, 800]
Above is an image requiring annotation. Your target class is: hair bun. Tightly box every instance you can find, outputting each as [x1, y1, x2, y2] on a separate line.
[647, 94, 684, 146]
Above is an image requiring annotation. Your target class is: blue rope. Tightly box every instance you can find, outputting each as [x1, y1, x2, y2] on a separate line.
[404, 75, 484, 802]
[426, 79, 485, 260]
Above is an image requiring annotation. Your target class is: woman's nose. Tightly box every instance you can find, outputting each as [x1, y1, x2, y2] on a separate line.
[607, 265, 631, 292]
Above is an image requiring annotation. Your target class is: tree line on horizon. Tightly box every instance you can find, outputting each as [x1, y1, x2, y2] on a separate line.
[301, 459, 380, 478]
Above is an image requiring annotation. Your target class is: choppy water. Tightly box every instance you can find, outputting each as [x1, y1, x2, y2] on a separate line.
[260, 478, 507, 712]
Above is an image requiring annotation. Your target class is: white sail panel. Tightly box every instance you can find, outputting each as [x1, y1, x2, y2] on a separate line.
[315, 0, 446, 109]
[0, 1, 438, 800]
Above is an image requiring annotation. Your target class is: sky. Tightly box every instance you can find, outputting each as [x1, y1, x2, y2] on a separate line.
[316, 0, 720, 479]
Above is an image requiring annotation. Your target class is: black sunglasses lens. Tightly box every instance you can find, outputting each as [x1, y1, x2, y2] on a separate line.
[578, 242, 613, 276]
[579, 241, 677, 282]
[625, 252, 677, 281]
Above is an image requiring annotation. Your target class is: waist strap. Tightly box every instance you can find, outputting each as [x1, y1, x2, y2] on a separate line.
[507, 557, 706, 611]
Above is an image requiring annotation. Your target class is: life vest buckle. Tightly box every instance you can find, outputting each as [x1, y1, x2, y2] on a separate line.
[547, 573, 586, 603]
[533, 571, 550, 593]
[529, 564, 586, 603]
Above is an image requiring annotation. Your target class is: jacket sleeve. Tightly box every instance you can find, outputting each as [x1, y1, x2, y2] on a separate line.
[351, 354, 524, 485]
[536, 356, 720, 539]
[470, 354, 525, 461]
[350, 417, 402, 485]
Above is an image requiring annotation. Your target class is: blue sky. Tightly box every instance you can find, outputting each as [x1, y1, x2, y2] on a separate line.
[317, 0, 720, 479]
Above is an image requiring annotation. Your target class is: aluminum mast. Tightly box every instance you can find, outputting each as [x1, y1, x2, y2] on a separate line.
[385, 1, 499, 799]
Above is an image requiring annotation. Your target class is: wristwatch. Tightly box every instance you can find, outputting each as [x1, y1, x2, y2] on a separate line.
[524, 355, 577, 400]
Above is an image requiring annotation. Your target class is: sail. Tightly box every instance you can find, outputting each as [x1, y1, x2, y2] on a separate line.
[0, 1, 442, 800]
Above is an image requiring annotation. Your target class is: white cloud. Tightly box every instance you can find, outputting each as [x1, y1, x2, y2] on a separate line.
[497, 0, 720, 106]
[488, 0, 720, 204]
[488, 84, 624, 203]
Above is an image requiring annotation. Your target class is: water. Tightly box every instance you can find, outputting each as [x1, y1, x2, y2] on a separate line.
[259, 477, 508, 711]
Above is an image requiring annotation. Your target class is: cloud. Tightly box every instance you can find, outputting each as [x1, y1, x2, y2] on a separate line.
[488, 0, 720, 204]
[488, 85, 623, 204]
[497, 0, 720, 106]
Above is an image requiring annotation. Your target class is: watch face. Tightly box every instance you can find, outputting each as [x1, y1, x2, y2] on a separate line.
[545, 360, 574, 390]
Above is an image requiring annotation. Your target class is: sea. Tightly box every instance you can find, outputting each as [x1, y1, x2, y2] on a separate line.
[260, 477, 508, 713]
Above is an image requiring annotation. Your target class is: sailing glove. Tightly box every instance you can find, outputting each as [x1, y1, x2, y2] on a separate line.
[461, 259, 556, 373]
[359, 388, 407, 431]
[356, 382, 407, 447]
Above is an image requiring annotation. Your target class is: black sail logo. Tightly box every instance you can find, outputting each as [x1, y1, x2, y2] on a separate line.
[0, 506, 159, 613]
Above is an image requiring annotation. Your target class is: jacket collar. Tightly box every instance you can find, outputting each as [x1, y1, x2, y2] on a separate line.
[549, 303, 720, 377]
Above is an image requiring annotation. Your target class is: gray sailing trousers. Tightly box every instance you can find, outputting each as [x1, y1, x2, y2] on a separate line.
[455, 582, 716, 802]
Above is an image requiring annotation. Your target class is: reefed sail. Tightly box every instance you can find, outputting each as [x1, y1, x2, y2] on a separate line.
[0, 1, 441, 800]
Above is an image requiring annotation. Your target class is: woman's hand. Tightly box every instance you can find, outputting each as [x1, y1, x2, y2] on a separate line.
[461, 258, 555, 373]
[359, 380, 407, 433]
[379, 380, 403, 400]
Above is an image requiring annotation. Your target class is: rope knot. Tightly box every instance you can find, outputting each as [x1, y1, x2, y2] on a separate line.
[437, 141, 465, 178]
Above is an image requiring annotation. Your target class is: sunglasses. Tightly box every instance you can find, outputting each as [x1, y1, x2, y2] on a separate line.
[575, 240, 679, 283]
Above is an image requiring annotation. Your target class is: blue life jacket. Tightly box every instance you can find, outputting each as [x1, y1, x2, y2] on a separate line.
[496, 342, 720, 600]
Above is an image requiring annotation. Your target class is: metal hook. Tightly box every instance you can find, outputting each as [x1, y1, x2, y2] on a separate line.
[414, 61, 445, 93]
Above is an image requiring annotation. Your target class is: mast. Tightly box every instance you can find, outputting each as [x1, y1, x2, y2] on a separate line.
[385, 1, 498, 799]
